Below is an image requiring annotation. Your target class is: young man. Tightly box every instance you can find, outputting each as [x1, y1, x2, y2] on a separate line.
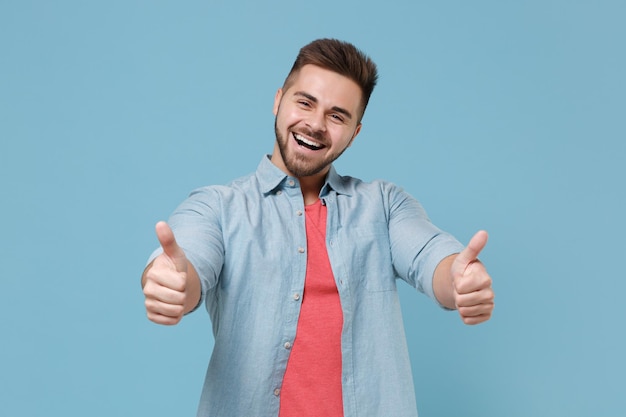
[142, 38, 495, 417]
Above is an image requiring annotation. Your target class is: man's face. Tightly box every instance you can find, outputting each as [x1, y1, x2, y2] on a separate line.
[271, 64, 363, 179]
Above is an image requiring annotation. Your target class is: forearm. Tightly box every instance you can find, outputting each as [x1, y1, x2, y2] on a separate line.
[432, 254, 457, 310]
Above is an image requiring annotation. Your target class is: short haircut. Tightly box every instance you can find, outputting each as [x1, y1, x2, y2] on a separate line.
[283, 38, 379, 121]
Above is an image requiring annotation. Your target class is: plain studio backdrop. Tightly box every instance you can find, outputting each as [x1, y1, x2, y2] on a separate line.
[1, 1, 624, 416]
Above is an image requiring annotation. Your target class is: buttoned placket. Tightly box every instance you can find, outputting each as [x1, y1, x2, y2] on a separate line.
[271, 177, 307, 403]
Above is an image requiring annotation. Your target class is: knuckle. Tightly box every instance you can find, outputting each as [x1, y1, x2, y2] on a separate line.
[172, 304, 185, 317]
[484, 277, 493, 289]
[145, 267, 159, 282]
[175, 292, 187, 306]
[171, 274, 187, 292]
[142, 283, 155, 297]
[455, 293, 468, 308]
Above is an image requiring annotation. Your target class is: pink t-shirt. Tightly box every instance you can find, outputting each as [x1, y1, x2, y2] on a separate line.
[279, 200, 344, 417]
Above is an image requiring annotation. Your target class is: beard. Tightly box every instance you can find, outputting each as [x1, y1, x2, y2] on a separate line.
[274, 117, 349, 178]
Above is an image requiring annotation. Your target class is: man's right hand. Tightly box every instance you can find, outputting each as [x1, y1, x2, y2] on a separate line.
[142, 221, 193, 325]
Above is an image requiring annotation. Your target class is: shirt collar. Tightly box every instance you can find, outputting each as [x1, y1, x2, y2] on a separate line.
[256, 155, 352, 197]
[256, 155, 288, 194]
[321, 165, 352, 197]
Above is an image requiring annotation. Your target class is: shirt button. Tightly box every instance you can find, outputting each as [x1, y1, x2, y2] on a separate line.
[296, 210, 303, 216]
[298, 247, 305, 253]
[293, 293, 301, 301]
[284, 342, 292, 349]
[276, 190, 282, 195]
[288, 180, 295, 186]
[274, 388, 281, 396]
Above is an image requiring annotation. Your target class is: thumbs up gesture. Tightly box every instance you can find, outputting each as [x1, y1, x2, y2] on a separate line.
[451, 231, 495, 325]
[142, 221, 194, 325]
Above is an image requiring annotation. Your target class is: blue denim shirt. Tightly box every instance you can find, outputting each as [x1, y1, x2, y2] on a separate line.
[151, 155, 464, 417]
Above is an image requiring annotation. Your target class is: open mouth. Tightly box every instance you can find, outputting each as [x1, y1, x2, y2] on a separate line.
[293, 132, 325, 151]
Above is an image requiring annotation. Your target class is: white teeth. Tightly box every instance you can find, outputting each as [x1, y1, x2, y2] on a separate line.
[294, 133, 322, 148]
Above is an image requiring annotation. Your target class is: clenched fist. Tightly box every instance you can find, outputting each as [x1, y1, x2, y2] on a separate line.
[142, 221, 199, 325]
[451, 230, 495, 325]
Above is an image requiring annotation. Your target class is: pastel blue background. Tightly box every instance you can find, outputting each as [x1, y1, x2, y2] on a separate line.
[2, 1, 624, 416]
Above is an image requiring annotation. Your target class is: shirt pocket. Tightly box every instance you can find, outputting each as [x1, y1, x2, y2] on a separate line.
[346, 222, 396, 292]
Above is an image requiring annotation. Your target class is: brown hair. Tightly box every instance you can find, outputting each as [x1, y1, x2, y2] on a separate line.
[283, 39, 379, 120]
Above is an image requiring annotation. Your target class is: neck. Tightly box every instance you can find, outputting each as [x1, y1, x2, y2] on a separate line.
[298, 174, 326, 205]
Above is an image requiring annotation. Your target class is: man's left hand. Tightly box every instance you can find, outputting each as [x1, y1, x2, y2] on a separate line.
[451, 230, 495, 325]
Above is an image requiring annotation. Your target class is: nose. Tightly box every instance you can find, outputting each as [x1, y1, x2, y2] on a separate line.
[305, 109, 327, 133]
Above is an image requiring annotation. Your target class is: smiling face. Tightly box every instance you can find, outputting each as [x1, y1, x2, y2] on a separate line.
[271, 64, 363, 179]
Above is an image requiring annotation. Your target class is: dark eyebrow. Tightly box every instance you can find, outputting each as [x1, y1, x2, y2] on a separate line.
[294, 91, 353, 120]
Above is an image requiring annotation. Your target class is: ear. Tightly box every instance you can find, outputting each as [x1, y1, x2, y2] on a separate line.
[273, 88, 283, 116]
[347, 123, 362, 147]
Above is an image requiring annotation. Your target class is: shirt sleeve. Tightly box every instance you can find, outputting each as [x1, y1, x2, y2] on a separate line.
[146, 186, 225, 312]
[385, 183, 464, 307]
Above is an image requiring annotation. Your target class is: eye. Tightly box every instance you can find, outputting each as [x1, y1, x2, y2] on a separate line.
[298, 100, 311, 108]
[330, 113, 345, 123]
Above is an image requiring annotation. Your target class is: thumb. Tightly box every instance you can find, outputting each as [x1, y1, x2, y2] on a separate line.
[453, 230, 488, 274]
[155, 221, 188, 272]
